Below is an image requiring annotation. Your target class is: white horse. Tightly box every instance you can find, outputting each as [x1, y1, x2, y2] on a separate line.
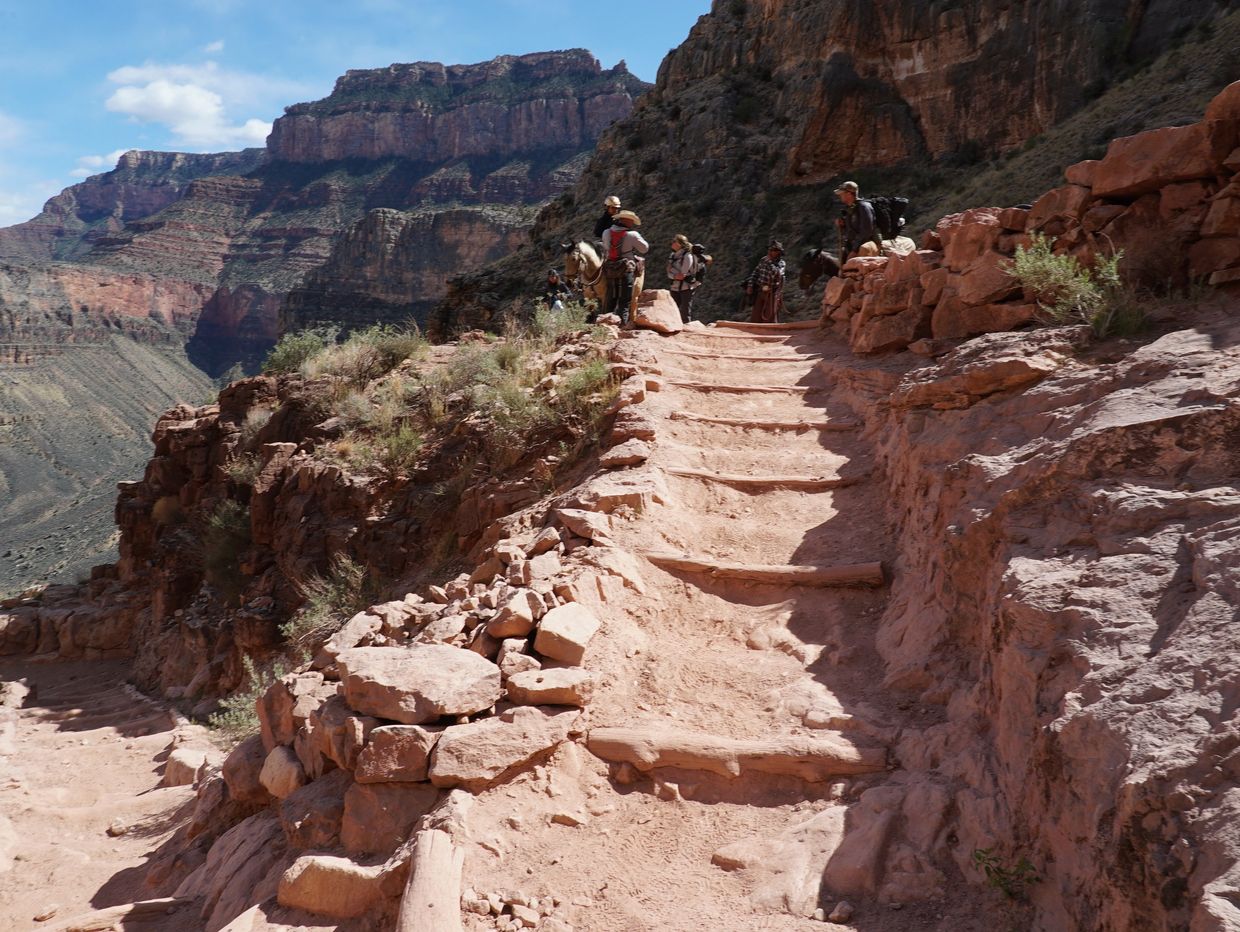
[562, 240, 645, 319]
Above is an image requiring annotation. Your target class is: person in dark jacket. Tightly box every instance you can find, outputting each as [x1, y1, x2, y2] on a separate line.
[593, 195, 622, 240]
[540, 269, 572, 310]
[835, 180, 879, 260]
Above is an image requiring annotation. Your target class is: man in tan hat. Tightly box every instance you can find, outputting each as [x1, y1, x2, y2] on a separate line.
[601, 209, 648, 324]
[594, 195, 622, 240]
[835, 180, 879, 260]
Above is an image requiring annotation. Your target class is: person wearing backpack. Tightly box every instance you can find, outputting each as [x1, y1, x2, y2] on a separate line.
[835, 181, 881, 260]
[666, 233, 701, 323]
[601, 209, 648, 325]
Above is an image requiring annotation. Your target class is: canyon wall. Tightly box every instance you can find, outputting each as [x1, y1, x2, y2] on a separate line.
[0, 50, 645, 588]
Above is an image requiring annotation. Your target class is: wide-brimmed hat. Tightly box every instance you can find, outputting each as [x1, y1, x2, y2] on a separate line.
[834, 180, 859, 195]
[768, 240, 785, 254]
[614, 209, 641, 226]
[604, 195, 621, 208]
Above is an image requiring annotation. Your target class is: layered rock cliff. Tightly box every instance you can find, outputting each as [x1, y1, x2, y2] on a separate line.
[0, 50, 646, 589]
[437, 1, 1240, 334]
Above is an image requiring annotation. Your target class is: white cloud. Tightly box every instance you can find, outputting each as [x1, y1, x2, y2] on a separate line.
[203, 40, 225, 54]
[0, 177, 61, 227]
[103, 60, 304, 150]
[68, 149, 133, 178]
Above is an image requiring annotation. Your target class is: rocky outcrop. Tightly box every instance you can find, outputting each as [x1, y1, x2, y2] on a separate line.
[819, 80, 1240, 355]
[269, 51, 640, 164]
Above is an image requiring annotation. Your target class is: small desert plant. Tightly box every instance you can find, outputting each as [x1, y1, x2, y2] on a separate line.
[1010, 233, 1140, 338]
[972, 848, 1040, 900]
[207, 656, 287, 744]
[304, 324, 426, 385]
[238, 407, 274, 446]
[151, 495, 185, 526]
[263, 327, 339, 375]
[222, 452, 263, 486]
[199, 500, 252, 604]
[282, 554, 374, 648]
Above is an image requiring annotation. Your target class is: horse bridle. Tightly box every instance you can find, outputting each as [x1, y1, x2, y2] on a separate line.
[569, 245, 603, 292]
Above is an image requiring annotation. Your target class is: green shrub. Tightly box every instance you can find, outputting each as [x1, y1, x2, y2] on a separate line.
[1010, 233, 1140, 337]
[238, 407, 274, 446]
[199, 500, 251, 604]
[207, 656, 288, 745]
[222, 452, 263, 486]
[972, 848, 1039, 900]
[263, 327, 338, 375]
[282, 554, 374, 649]
[304, 324, 427, 385]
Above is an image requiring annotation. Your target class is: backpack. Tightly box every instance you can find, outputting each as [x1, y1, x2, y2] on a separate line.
[866, 196, 909, 240]
[607, 228, 624, 262]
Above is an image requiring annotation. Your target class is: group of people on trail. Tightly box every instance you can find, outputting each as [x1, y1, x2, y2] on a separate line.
[541, 179, 887, 326]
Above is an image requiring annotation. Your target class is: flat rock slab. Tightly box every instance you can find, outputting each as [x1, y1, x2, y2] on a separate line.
[277, 855, 384, 920]
[337, 645, 501, 725]
[535, 604, 602, 665]
[354, 724, 443, 783]
[587, 726, 887, 781]
[429, 706, 582, 791]
[505, 668, 595, 707]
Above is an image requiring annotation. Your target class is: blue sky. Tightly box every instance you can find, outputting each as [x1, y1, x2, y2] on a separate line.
[0, 0, 712, 226]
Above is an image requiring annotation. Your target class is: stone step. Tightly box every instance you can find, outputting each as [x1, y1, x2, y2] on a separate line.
[587, 725, 888, 781]
[664, 466, 867, 492]
[677, 330, 799, 343]
[669, 411, 859, 432]
[642, 551, 885, 587]
[668, 380, 822, 395]
[714, 320, 820, 332]
[662, 347, 823, 362]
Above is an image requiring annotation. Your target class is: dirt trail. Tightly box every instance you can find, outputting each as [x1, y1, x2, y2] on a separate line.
[0, 659, 200, 930]
[468, 325, 993, 931]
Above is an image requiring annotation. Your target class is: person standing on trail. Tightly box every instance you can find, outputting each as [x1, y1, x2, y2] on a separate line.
[835, 180, 880, 260]
[601, 209, 648, 325]
[744, 241, 785, 324]
[666, 233, 701, 324]
[594, 195, 622, 240]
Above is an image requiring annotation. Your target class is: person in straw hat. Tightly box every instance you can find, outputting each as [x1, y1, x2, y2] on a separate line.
[601, 208, 648, 325]
[594, 194, 623, 240]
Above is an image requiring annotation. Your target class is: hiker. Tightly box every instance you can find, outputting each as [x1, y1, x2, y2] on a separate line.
[601, 209, 648, 324]
[594, 195, 622, 240]
[835, 180, 880, 260]
[540, 268, 572, 311]
[743, 241, 785, 324]
[666, 233, 701, 323]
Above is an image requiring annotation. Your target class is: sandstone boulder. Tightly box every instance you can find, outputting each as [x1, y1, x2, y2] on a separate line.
[279, 769, 351, 848]
[1092, 123, 1215, 199]
[336, 645, 501, 725]
[535, 603, 601, 665]
[429, 706, 582, 791]
[277, 856, 385, 919]
[931, 300, 1037, 341]
[1025, 184, 1091, 232]
[341, 781, 440, 856]
[633, 289, 683, 334]
[222, 734, 272, 806]
[354, 724, 443, 783]
[162, 746, 212, 788]
[259, 671, 336, 752]
[505, 668, 596, 707]
[955, 252, 1021, 307]
[259, 745, 308, 800]
[487, 588, 543, 638]
[600, 438, 651, 468]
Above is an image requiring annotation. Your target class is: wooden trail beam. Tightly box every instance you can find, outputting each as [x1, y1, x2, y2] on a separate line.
[669, 411, 859, 432]
[643, 551, 885, 588]
[587, 726, 888, 781]
[715, 320, 820, 331]
[668, 380, 821, 395]
[678, 330, 797, 343]
[665, 466, 866, 491]
[396, 829, 466, 932]
[663, 347, 823, 362]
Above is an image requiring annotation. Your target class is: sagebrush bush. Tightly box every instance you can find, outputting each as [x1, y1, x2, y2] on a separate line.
[282, 554, 374, 648]
[207, 656, 287, 745]
[199, 500, 251, 604]
[303, 324, 427, 384]
[1010, 234, 1141, 338]
[263, 327, 338, 375]
[238, 407, 274, 446]
[222, 452, 263, 486]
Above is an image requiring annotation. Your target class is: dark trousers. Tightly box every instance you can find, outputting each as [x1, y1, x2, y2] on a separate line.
[671, 288, 695, 323]
[603, 274, 635, 324]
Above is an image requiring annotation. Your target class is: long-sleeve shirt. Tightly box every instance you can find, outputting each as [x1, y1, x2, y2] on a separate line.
[605, 226, 649, 260]
[666, 249, 699, 292]
[841, 200, 878, 253]
[749, 255, 785, 290]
